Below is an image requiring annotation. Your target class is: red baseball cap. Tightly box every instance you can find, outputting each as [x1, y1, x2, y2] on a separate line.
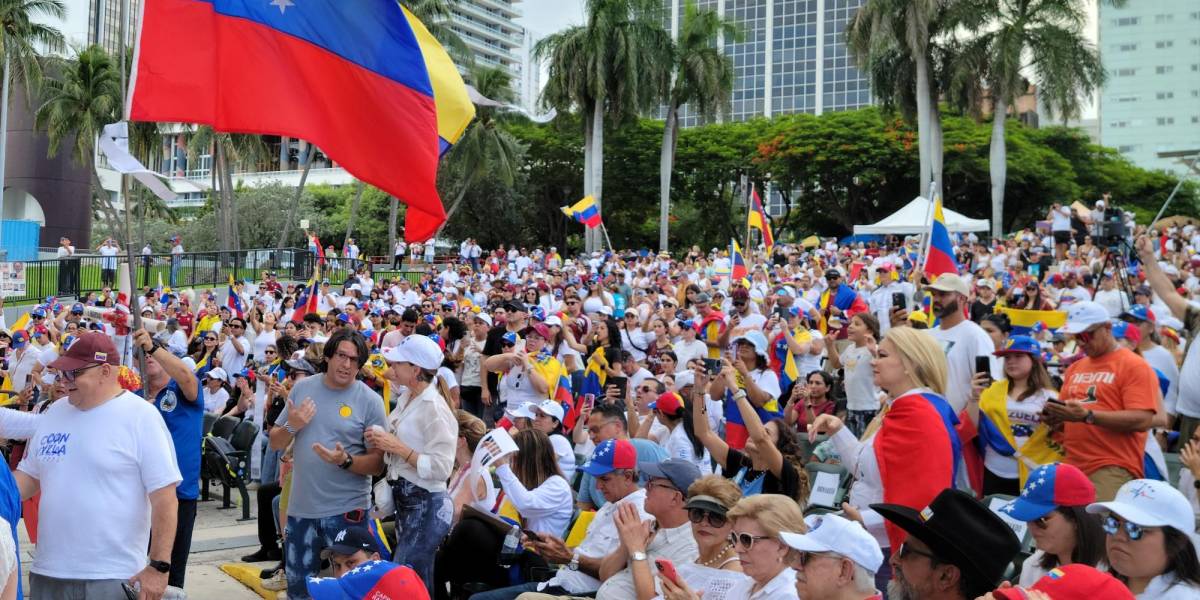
[1031, 564, 1133, 600]
[649, 391, 686, 417]
[48, 331, 120, 372]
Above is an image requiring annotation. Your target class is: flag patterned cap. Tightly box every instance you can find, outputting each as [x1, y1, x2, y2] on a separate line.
[1029, 564, 1134, 600]
[999, 463, 1095, 522]
[306, 560, 428, 600]
[580, 438, 637, 477]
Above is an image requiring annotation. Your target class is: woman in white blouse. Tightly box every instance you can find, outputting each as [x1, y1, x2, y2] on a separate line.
[365, 334, 458, 592]
[491, 428, 574, 537]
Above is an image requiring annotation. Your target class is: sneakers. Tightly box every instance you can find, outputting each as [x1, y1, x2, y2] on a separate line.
[260, 561, 283, 580]
[241, 547, 282, 563]
[261, 569, 287, 591]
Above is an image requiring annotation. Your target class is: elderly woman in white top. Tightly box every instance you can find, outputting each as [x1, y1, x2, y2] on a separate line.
[365, 334, 458, 593]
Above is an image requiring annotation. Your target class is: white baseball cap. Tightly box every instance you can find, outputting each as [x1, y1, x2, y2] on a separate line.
[780, 514, 884, 574]
[926, 273, 970, 296]
[1061, 301, 1111, 334]
[507, 401, 537, 420]
[205, 367, 228, 381]
[473, 313, 493, 328]
[674, 370, 695, 391]
[532, 399, 565, 422]
[1086, 479, 1195, 534]
[543, 315, 563, 327]
[381, 334, 443, 370]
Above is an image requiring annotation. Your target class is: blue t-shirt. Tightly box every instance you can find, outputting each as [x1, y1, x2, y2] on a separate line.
[155, 377, 203, 500]
[0, 467, 22, 599]
[578, 438, 668, 509]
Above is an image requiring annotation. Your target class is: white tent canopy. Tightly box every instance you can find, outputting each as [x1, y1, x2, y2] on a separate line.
[853, 196, 990, 235]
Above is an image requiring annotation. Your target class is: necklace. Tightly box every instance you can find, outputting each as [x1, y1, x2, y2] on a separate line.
[698, 543, 735, 568]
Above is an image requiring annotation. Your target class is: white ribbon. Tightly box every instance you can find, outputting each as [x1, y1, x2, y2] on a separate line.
[466, 85, 557, 124]
[98, 122, 178, 202]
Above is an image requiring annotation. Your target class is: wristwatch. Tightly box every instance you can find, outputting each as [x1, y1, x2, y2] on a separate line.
[630, 551, 647, 562]
[1084, 410, 1096, 425]
[339, 454, 354, 470]
[567, 551, 581, 571]
[148, 559, 171, 573]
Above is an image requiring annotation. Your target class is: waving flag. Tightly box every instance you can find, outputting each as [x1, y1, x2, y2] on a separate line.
[128, 0, 474, 243]
[730, 239, 749, 286]
[561, 196, 602, 229]
[996, 306, 1066, 336]
[748, 186, 774, 254]
[292, 276, 320, 324]
[923, 197, 959, 277]
[226, 274, 244, 318]
[724, 385, 784, 450]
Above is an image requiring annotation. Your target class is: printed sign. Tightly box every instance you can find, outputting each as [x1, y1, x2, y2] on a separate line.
[808, 470, 842, 508]
[473, 428, 518, 471]
[0, 262, 26, 297]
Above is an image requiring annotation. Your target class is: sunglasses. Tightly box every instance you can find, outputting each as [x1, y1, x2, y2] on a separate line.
[729, 531, 774, 550]
[795, 551, 839, 567]
[897, 542, 936, 561]
[637, 386, 655, 394]
[62, 363, 102, 382]
[1103, 515, 1153, 541]
[687, 508, 727, 528]
[264, 349, 277, 355]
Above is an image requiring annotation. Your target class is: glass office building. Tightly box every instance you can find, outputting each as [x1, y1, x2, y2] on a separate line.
[664, 0, 871, 126]
[1098, 1, 1200, 175]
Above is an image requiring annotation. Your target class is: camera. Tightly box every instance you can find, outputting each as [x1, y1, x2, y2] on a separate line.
[1097, 207, 1128, 250]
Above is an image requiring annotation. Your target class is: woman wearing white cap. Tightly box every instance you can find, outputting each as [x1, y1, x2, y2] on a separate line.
[1087, 479, 1200, 598]
[530, 399, 576, 481]
[201, 368, 230, 415]
[364, 334, 457, 592]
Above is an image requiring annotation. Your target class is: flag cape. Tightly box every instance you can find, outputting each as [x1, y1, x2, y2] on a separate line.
[977, 380, 1064, 487]
[771, 328, 809, 391]
[995, 306, 1066, 336]
[562, 196, 602, 228]
[874, 391, 960, 550]
[226, 275, 244, 318]
[724, 375, 785, 450]
[698, 312, 726, 359]
[128, 0, 474, 242]
[579, 348, 608, 399]
[292, 278, 320, 323]
[531, 352, 576, 432]
[818, 284, 867, 333]
[748, 187, 774, 254]
[923, 197, 959, 277]
[730, 239, 748, 286]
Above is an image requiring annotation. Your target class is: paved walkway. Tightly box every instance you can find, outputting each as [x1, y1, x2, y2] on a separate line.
[18, 486, 267, 599]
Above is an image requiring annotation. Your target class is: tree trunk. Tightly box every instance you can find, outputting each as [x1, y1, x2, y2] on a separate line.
[590, 99, 605, 253]
[220, 141, 240, 251]
[658, 102, 678, 253]
[213, 143, 227, 251]
[387, 195, 398, 253]
[915, 54, 933, 197]
[930, 103, 944, 200]
[989, 99, 1007, 239]
[277, 144, 317, 249]
[582, 102, 594, 253]
[436, 184, 471, 237]
[345, 180, 364, 242]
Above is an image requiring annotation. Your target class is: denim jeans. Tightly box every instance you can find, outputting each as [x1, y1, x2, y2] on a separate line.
[285, 512, 362, 599]
[392, 478, 453, 594]
[468, 581, 566, 600]
[260, 445, 281, 486]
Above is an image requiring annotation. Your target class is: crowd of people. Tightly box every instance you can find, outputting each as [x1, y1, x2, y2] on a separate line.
[0, 206, 1199, 600]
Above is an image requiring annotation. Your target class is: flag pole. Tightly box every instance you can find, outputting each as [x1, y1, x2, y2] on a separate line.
[599, 222, 614, 252]
[743, 178, 753, 254]
[917, 181, 936, 270]
[118, 0, 148, 378]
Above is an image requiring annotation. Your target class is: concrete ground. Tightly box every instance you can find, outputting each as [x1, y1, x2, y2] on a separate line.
[18, 484, 269, 599]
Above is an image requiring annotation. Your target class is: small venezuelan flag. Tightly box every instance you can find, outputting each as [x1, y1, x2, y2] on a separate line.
[562, 196, 602, 229]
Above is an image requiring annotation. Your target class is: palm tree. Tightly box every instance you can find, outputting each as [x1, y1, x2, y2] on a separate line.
[187, 127, 270, 251]
[438, 65, 525, 230]
[344, 180, 364, 244]
[847, 0, 947, 198]
[945, 0, 1109, 237]
[406, 0, 472, 67]
[35, 45, 124, 243]
[537, 0, 672, 251]
[0, 0, 65, 215]
[658, 1, 735, 252]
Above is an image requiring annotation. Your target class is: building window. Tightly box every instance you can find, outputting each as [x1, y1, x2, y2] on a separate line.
[1116, 68, 1137, 76]
[1116, 43, 1137, 51]
[1193, 116, 1200, 124]
[1117, 145, 1140, 153]
[1113, 16, 1140, 26]
[1110, 121, 1129, 128]
[1156, 92, 1175, 100]
[1156, 65, 1174, 74]
[1154, 14, 1173, 24]
[1193, 64, 1200, 72]
[1157, 117, 1175, 126]
[1115, 95, 1139, 103]
[1156, 40, 1174, 49]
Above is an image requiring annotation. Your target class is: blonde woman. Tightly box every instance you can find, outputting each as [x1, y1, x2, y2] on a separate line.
[640, 476, 743, 600]
[808, 327, 961, 590]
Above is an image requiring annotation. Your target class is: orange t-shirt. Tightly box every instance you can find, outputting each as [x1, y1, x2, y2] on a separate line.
[1060, 347, 1157, 476]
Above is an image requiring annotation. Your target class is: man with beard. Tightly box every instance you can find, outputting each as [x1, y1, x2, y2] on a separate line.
[872, 489, 1020, 600]
[924, 274, 995, 412]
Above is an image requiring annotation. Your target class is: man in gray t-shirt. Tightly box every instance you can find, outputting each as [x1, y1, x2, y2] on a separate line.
[270, 330, 386, 599]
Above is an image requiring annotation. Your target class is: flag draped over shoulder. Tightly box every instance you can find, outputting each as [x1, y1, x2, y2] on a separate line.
[724, 381, 784, 450]
[748, 187, 774, 254]
[226, 274, 244, 318]
[579, 347, 608, 399]
[292, 277, 320, 324]
[128, 0, 474, 243]
[561, 196, 602, 229]
[817, 284, 867, 333]
[923, 197, 959, 277]
[977, 381, 1063, 486]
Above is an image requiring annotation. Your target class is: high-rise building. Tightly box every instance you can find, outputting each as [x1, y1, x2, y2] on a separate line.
[449, 0, 525, 90]
[663, 0, 871, 127]
[1098, 2, 1200, 175]
[520, 28, 543, 113]
[88, 0, 140, 57]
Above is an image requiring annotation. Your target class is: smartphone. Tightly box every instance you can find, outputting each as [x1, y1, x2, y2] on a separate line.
[1045, 397, 1066, 406]
[582, 393, 596, 413]
[892, 292, 907, 309]
[121, 582, 139, 600]
[522, 529, 543, 542]
[655, 558, 681, 586]
[773, 306, 788, 319]
[703, 358, 722, 376]
[974, 356, 992, 385]
[609, 376, 628, 400]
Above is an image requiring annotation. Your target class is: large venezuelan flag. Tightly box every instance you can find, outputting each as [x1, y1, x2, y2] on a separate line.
[923, 197, 959, 277]
[128, 0, 475, 243]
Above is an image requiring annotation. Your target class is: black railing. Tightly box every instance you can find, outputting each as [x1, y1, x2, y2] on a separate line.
[3, 248, 357, 304]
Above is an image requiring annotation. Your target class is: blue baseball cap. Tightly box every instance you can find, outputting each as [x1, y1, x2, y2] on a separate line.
[70, 303, 85, 314]
[1120, 304, 1156, 324]
[994, 335, 1041, 358]
[30, 308, 45, 318]
[501, 331, 519, 346]
[998, 463, 1096, 522]
[638, 458, 703, 494]
[306, 560, 428, 600]
[580, 439, 638, 477]
[336, 313, 351, 323]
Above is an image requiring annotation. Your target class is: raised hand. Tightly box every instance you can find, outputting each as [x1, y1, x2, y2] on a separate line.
[286, 397, 317, 431]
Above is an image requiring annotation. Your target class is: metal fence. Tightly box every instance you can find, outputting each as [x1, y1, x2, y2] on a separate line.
[3, 248, 356, 304]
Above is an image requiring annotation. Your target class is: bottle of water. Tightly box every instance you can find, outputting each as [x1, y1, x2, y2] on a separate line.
[498, 525, 521, 567]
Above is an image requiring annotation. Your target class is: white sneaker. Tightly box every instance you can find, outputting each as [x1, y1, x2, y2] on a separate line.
[261, 570, 288, 591]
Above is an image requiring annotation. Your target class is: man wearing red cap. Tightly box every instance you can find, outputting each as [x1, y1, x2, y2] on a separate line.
[15, 331, 181, 599]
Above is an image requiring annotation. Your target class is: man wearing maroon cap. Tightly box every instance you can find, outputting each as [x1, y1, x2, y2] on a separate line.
[15, 331, 181, 599]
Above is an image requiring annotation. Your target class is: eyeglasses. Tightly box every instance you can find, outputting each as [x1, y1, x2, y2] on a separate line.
[687, 508, 727, 528]
[897, 542, 936, 561]
[565, 301, 579, 306]
[795, 551, 840, 567]
[729, 531, 774, 550]
[646, 480, 680, 496]
[331, 351, 360, 363]
[62, 363, 103, 382]
[1103, 515, 1153, 541]
[637, 386, 655, 394]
